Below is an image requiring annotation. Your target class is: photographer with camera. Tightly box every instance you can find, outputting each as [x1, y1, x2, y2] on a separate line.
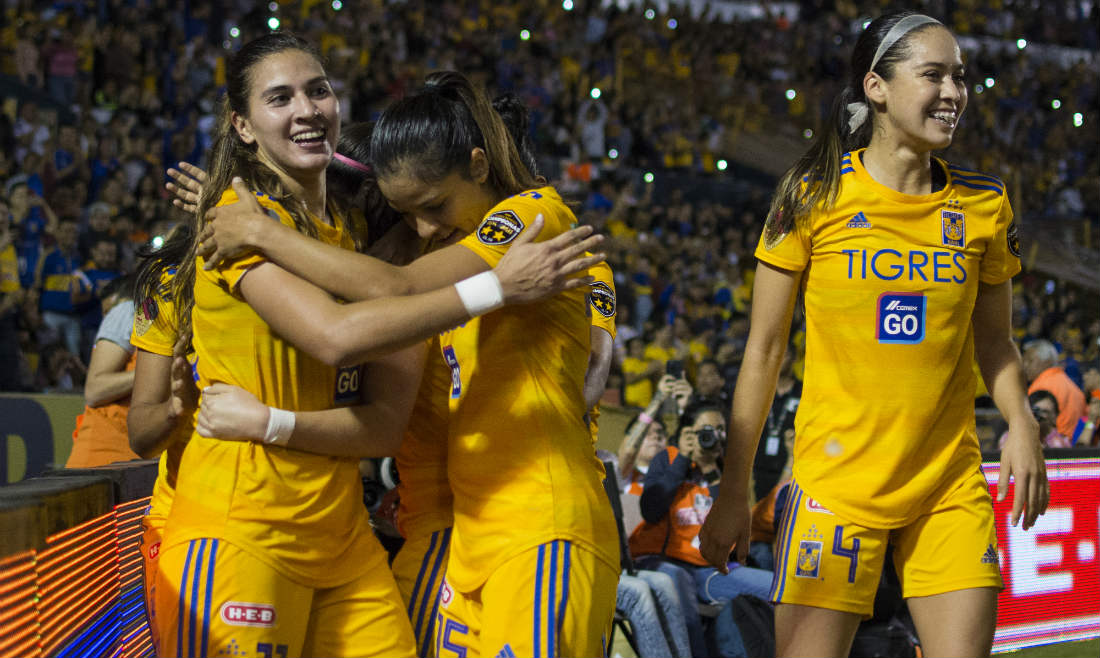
[630, 401, 774, 652]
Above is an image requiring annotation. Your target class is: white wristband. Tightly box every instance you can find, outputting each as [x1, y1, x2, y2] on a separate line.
[263, 407, 296, 447]
[454, 270, 504, 317]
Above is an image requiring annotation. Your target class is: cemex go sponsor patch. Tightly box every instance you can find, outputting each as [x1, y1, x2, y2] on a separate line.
[476, 210, 524, 245]
[876, 292, 926, 345]
[219, 601, 276, 627]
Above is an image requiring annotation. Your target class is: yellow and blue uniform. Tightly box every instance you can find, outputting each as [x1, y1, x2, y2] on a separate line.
[392, 337, 453, 657]
[762, 151, 1019, 614]
[154, 189, 414, 657]
[587, 260, 617, 443]
[435, 187, 619, 658]
[129, 268, 192, 655]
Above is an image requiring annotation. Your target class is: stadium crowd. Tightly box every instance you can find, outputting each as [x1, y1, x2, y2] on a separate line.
[1, 1, 1098, 656]
[1, 0, 1096, 397]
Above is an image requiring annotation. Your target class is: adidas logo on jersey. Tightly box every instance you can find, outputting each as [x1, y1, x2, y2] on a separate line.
[846, 211, 872, 229]
[981, 544, 999, 565]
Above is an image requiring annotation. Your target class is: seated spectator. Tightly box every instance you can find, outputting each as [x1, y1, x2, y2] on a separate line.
[1001, 390, 1071, 449]
[1071, 390, 1100, 447]
[751, 347, 800, 501]
[616, 570, 693, 658]
[65, 275, 140, 467]
[1024, 339, 1087, 437]
[630, 402, 774, 655]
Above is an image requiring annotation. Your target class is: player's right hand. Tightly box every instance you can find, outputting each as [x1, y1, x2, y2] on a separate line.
[494, 214, 605, 304]
[699, 491, 751, 572]
[165, 161, 208, 214]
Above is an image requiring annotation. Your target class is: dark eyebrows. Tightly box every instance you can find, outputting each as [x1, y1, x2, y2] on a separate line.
[915, 61, 965, 71]
[259, 76, 331, 97]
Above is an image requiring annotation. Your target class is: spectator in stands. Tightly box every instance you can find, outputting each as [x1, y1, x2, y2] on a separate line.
[72, 238, 120, 359]
[751, 347, 801, 501]
[1025, 339, 1088, 437]
[622, 335, 660, 407]
[65, 275, 140, 467]
[1001, 390, 1071, 449]
[36, 219, 83, 358]
[631, 401, 774, 606]
[0, 195, 27, 391]
[7, 179, 57, 287]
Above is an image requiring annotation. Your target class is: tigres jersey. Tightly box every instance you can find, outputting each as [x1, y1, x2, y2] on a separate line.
[395, 336, 453, 539]
[130, 268, 191, 523]
[439, 186, 618, 592]
[755, 149, 1020, 527]
[164, 189, 374, 587]
[587, 260, 617, 443]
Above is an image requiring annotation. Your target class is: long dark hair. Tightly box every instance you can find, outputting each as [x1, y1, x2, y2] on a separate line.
[370, 71, 540, 196]
[172, 33, 330, 332]
[329, 121, 403, 248]
[763, 11, 943, 244]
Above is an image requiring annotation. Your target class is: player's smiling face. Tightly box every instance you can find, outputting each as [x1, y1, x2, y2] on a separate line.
[231, 49, 338, 182]
[378, 149, 499, 244]
[869, 26, 967, 152]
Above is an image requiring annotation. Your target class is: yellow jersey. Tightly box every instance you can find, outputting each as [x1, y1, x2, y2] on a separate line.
[130, 269, 191, 522]
[439, 186, 618, 591]
[164, 189, 374, 587]
[587, 260, 617, 442]
[755, 150, 1020, 528]
[395, 337, 453, 539]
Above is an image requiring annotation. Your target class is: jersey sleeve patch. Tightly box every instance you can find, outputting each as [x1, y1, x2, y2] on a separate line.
[476, 210, 525, 245]
[134, 296, 158, 336]
[1006, 222, 1021, 257]
[589, 281, 616, 317]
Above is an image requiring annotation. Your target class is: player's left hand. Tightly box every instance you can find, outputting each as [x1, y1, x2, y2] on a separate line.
[998, 421, 1049, 531]
[196, 383, 269, 441]
[199, 177, 268, 269]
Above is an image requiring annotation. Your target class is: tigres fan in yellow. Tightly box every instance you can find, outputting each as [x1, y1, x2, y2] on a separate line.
[155, 190, 410, 658]
[129, 268, 193, 651]
[435, 186, 618, 658]
[761, 150, 1018, 614]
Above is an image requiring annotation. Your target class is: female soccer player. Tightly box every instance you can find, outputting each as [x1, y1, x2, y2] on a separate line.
[196, 70, 619, 657]
[698, 12, 1047, 657]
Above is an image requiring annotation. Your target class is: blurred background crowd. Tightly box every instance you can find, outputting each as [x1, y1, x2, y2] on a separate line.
[0, 0, 1097, 445]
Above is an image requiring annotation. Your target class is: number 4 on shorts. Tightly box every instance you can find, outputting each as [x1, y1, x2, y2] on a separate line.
[832, 526, 860, 584]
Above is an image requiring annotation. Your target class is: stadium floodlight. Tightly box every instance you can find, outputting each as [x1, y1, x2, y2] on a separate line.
[268, 16, 280, 30]
[803, 128, 814, 139]
[268, 1, 278, 11]
[1016, 38, 1027, 49]
[520, 29, 531, 41]
[229, 26, 240, 38]
[645, 9, 655, 20]
[590, 87, 601, 99]
[608, 149, 619, 159]
[644, 172, 655, 183]
[332, 0, 342, 9]
[974, 84, 984, 94]
[717, 159, 728, 171]
[786, 89, 797, 100]
[985, 77, 995, 88]
[563, 0, 574, 10]
[1051, 99, 1062, 110]
[1073, 112, 1084, 127]
[668, 18, 678, 29]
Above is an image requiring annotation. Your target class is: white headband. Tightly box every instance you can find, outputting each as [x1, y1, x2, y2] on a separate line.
[870, 14, 942, 72]
[848, 14, 943, 133]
